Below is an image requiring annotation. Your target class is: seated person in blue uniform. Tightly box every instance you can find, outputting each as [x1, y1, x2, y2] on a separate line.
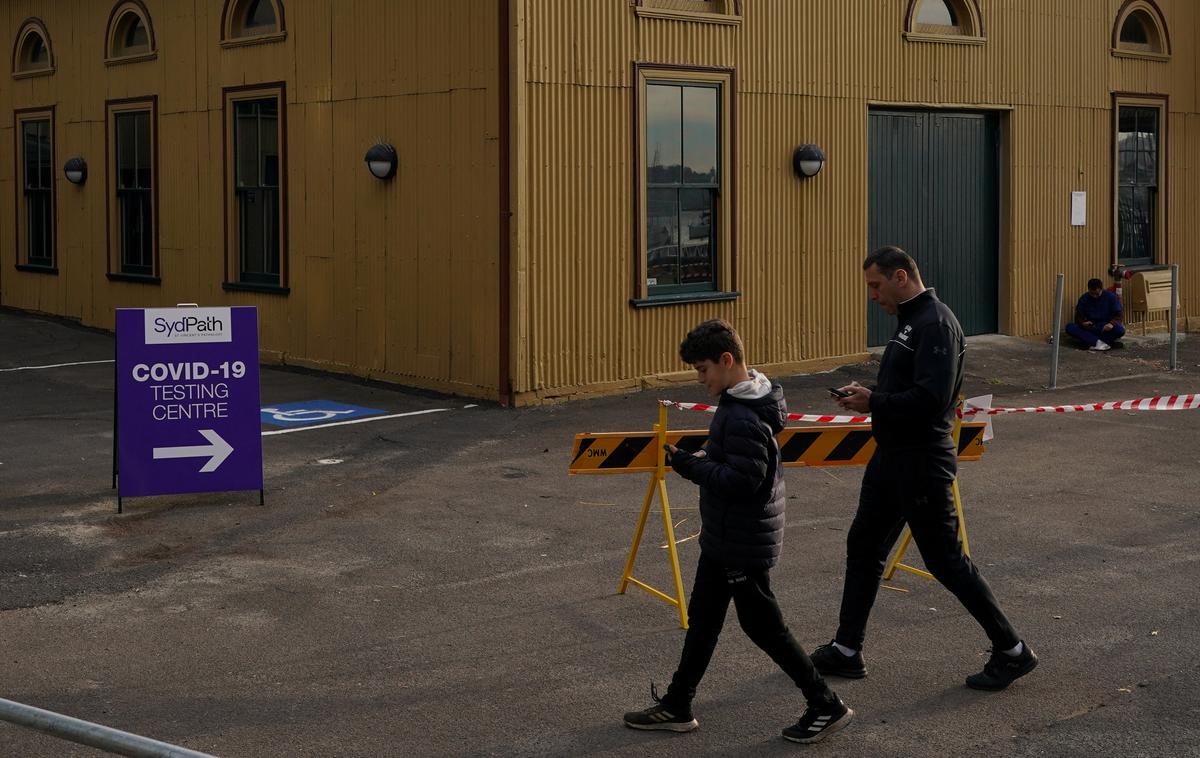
[1065, 278, 1124, 351]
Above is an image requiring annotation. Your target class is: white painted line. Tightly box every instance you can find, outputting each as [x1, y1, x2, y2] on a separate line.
[0, 359, 115, 372]
[261, 408, 450, 436]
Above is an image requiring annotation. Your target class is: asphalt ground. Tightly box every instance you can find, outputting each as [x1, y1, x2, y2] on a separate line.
[1, 308, 1199, 757]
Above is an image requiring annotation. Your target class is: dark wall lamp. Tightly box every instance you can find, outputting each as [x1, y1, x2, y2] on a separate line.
[792, 144, 826, 178]
[365, 143, 397, 180]
[64, 157, 87, 185]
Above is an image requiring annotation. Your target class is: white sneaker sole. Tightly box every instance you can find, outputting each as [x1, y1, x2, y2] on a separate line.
[624, 718, 699, 732]
[782, 708, 854, 744]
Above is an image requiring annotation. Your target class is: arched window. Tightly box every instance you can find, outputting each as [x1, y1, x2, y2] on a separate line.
[106, 1, 157, 63]
[1113, 1, 1170, 60]
[222, 0, 287, 45]
[244, 0, 277, 30]
[904, 0, 984, 43]
[12, 19, 54, 77]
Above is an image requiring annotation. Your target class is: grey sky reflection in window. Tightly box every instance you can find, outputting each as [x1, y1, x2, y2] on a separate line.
[916, 0, 957, 27]
[682, 87, 717, 184]
[647, 85, 682, 184]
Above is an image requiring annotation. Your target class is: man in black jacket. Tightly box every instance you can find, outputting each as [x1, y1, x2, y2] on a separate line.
[811, 247, 1038, 691]
[623, 319, 853, 744]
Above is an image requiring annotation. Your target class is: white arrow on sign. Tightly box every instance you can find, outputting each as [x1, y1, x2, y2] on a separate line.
[152, 429, 234, 473]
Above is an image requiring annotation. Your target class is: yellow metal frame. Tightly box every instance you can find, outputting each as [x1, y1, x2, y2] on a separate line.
[599, 397, 980, 623]
[882, 398, 971, 582]
[617, 404, 690, 629]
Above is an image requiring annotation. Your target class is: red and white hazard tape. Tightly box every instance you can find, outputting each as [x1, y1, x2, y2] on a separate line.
[962, 393, 1200, 416]
[662, 392, 1200, 424]
[659, 400, 870, 424]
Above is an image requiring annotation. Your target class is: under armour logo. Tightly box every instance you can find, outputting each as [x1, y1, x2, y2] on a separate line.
[933, 346, 947, 356]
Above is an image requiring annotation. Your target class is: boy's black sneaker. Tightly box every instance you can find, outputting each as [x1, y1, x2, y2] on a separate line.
[810, 640, 868, 679]
[965, 642, 1038, 691]
[781, 696, 854, 744]
[623, 685, 698, 733]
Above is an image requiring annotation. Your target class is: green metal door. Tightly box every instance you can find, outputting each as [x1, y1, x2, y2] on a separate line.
[868, 110, 1000, 346]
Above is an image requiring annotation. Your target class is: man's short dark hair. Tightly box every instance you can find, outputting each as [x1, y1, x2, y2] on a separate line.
[680, 318, 745, 365]
[1087, 278, 1104, 291]
[863, 245, 920, 279]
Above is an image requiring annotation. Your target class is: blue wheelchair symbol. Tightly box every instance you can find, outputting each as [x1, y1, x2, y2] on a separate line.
[260, 401, 387, 428]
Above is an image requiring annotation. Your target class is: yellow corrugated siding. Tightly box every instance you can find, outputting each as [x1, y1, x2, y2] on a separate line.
[513, 0, 1200, 401]
[0, 0, 501, 399]
[3, 2, 1199, 404]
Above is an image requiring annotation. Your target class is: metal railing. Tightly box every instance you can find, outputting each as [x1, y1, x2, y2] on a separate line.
[0, 698, 219, 758]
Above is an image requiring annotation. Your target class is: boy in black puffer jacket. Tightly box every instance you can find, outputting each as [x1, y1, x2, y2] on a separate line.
[623, 319, 853, 745]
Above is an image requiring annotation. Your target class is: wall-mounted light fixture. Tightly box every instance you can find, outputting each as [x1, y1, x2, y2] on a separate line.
[64, 156, 88, 185]
[792, 144, 825, 178]
[364, 143, 397, 180]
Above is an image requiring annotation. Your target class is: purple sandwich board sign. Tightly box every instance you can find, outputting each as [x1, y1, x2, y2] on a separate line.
[114, 306, 263, 510]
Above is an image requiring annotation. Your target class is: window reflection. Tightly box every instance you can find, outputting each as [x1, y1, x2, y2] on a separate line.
[22, 119, 53, 266]
[29, 36, 48, 66]
[116, 111, 153, 274]
[646, 81, 720, 295]
[647, 85, 682, 184]
[233, 98, 281, 283]
[682, 87, 717, 184]
[916, 0, 957, 27]
[1117, 106, 1158, 263]
[246, 0, 277, 29]
[124, 16, 148, 51]
[1119, 16, 1148, 45]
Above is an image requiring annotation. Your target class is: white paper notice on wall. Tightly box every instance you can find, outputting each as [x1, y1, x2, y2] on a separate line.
[1071, 191, 1087, 227]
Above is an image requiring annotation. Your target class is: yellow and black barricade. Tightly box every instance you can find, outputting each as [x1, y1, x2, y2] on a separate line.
[569, 400, 986, 627]
[882, 401, 974, 582]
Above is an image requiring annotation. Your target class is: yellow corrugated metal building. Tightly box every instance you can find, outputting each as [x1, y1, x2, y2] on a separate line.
[0, 1, 1195, 405]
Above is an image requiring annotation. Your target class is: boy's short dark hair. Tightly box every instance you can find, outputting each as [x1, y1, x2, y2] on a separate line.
[863, 245, 920, 279]
[680, 318, 745, 365]
[1087, 278, 1104, 291]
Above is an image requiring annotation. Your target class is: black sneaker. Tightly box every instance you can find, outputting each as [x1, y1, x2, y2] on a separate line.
[810, 640, 867, 679]
[623, 684, 698, 733]
[965, 642, 1038, 691]
[782, 696, 854, 744]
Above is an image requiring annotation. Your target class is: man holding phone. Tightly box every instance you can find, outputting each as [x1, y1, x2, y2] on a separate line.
[810, 246, 1037, 692]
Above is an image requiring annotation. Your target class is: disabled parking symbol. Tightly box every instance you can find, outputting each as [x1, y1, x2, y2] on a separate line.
[260, 400, 387, 428]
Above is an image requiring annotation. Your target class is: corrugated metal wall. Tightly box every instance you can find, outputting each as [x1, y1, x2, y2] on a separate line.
[3, 2, 1198, 404]
[0, 0, 501, 398]
[514, 0, 1200, 402]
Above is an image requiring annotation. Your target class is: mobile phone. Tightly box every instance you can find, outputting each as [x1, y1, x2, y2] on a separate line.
[828, 387, 851, 398]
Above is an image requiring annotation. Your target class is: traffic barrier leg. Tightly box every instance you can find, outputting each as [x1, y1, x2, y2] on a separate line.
[616, 404, 689, 628]
[884, 397, 971, 583]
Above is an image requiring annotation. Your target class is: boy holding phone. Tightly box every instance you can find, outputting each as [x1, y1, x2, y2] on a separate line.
[623, 318, 853, 744]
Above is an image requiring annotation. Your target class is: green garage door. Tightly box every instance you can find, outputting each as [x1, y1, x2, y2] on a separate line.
[867, 110, 1000, 346]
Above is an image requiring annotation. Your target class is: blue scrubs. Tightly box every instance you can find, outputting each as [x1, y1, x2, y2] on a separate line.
[1066, 290, 1125, 347]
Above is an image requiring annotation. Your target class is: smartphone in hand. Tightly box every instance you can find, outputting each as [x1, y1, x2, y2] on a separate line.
[828, 387, 852, 399]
